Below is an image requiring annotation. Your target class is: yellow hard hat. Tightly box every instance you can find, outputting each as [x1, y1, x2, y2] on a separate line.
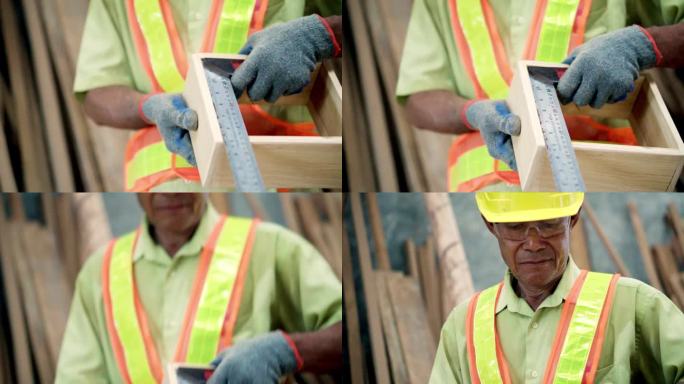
[475, 192, 584, 223]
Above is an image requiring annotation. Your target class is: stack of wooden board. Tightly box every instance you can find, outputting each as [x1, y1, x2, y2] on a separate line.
[347, 193, 461, 383]
[0, 0, 131, 191]
[344, 0, 452, 192]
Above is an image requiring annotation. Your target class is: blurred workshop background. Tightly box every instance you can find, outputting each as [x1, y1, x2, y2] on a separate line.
[342, 0, 684, 192]
[0, 193, 342, 383]
[344, 193, 684, 383]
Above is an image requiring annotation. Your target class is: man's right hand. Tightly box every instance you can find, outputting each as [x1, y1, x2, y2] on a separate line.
[462, 100, 521, 170]
[140, 93, 198, 166]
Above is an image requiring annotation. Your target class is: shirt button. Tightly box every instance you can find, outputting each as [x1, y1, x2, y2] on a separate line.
[531, 370, 538, 378]
[532, 322, 539, 329]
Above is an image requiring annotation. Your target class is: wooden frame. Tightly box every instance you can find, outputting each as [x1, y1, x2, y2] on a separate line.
[508, 60, 684, 191]
[184, 53, 342, 189]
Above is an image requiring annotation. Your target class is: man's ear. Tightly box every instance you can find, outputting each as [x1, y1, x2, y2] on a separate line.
[482, 214, 496, 235]
[569, 207, 582, 229]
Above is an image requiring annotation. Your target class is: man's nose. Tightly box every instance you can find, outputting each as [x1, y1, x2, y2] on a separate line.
[522, 227, 546, 251]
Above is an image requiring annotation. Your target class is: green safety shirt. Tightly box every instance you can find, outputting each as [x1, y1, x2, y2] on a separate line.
[430, 258, 684, 383]
[55, 205, 342, 383]
[73, 0, 341, 192]
[396, 0, 684, 102]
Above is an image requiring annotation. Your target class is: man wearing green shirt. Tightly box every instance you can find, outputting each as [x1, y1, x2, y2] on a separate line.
[430, 192, 684, 383]
[396, 0, 684, 191]
[75, 1, 342, 191]
[56, 193, 342, 383]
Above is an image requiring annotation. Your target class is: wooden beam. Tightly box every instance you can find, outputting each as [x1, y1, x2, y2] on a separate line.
[628, 202, 662, 290]
[0, 83, 17, 191]
[385, 273, 436, 384]
[652, 245, 684, 308]
[375, 271, 409, 384]
[342, 229, 366, 384]
[405, 239, 419, 280]
[418, 240, 441, 341]
[424, 193, 475, 314]
[666, 203, 684, 264]
[582, 202, 631, 276]
[367, 193, 391, 270]
[349, 194, 390, 383]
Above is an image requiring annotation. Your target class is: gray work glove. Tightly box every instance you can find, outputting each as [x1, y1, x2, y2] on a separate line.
[140, 93, 198, 166]
[558, 25, 660, 108]
[231, 15, 339, 102]
[463, 100, 521, 170]
[207, 331, 301, 384]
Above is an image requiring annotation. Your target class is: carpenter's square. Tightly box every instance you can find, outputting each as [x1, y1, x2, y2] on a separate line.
[202, 58, 266, 192]
[528, 66, 586, 192]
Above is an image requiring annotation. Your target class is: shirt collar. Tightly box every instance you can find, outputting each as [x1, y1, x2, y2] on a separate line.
[132, 204, 220, 264]
[495, 256, 582, 316]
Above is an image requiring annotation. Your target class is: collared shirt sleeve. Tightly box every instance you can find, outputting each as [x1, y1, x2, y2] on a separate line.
[628, 0, 684, 25]
[271, 225, 342, 332]
[73, 0, 135, 100]
[634, 283, 684, 383]
[55, 249, 109, 384]
[429, 303, 468, 384]
[396, 0, 456, 103]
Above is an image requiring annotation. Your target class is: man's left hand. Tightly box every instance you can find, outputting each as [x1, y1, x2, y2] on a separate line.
[231, 15, 341, 103]
[207, 331, 302, 384]
[557, 25, 661, 109]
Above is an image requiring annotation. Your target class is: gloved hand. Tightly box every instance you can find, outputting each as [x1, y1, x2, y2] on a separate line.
[463, 100, 521, 170]
[557, 25, 661, 109]
[231, 15, 341, 103]
[207, 331, 301, 384]
[140, 93, 198, 166]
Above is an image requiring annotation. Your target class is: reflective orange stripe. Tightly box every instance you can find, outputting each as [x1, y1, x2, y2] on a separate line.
[160, 0, 188, 77]
[481, 0, 512, 84]
[582, 274, 620, 383]
[126, 0, 162, 92]
[447, 0, 486, 98]
[447, 133, 520, 192]
[569, 0, 593, 52]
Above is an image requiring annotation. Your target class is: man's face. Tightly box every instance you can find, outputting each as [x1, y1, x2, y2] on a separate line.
[484, 213, 580, 289]
[137, 193, 206, 233]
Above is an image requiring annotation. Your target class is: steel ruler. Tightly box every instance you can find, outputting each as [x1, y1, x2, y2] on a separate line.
[203, 60, 266, 192]
[528, 67, 586, 192]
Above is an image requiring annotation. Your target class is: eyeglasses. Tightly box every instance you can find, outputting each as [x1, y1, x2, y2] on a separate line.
[494, 217, 569, 241]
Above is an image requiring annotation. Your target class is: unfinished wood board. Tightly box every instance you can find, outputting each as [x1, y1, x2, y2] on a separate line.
[367, 193, 391, 270]
[342, 231, 366, 384]
[666, 203, 684, 264]
[0, 86, 17, 191]
[653, 245, 684, 308]
[184, 53, 341, 189]
[376, 271, 410, 384]
[405, 239, 419, 279]
[350, 194, 390, 383]
[508, 60, 684, 191]
[628, 202, 662, 290]
[385, 273, 436, 384]
[583, 202, 631, 276]
[418, 240, 441, 341]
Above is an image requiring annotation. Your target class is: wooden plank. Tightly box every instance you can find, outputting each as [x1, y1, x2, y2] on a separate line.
[347, 0, 399, 190]
[376, 271, 410, 384]
[385, 273, 436, 384]
[350, 194, 390, 383]
[307, 60, 342, 137]
[509, 61, 684, 191]
[0, 83, 17, 191]
[405, 239, 419, 280]
[296, 197, 340, 278]
[279, 193, 301, 233]
[424, 194, 475, 313]
[628, 202, 662, 290]
[666, 203, 684, 264]
[653, 245, 684, 308]
[184, 53, 342, 189]
[55, 194, 80, 287]
[570, 216, 591, 270]
[367, 193, 391, 270]
[1, 0, 51, 190]
[22, 0, 75, 191]
[583, 202, 631, 276]
[0, 200, 35, 382]
[342, 221, 366, 384]
[418, 240, 441, 341]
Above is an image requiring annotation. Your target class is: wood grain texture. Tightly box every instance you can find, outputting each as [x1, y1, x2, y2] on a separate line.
[628, 202, 662, 291]
[184, 53, 341, 189]
[583, 202, 631, 276]
[342, 230, 366, 384]
[375, 271, 410, 384]
[508, 60, 684, 191]
[367, 193, 391, 270]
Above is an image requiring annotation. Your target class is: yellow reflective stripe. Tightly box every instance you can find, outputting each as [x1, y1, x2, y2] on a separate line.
[449, 146, 513, 190]
[109, 232, 158, 383]
[214, 0, 256, 54]
[553, 272, 613, 383]
[456, 0, 509, 99]
[472, 284, 503, 384]
[133, 0, 185, 92]
[185, 217, 253, 363]
[536, 0, 581, 62]
[126, 142, 173, 190]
